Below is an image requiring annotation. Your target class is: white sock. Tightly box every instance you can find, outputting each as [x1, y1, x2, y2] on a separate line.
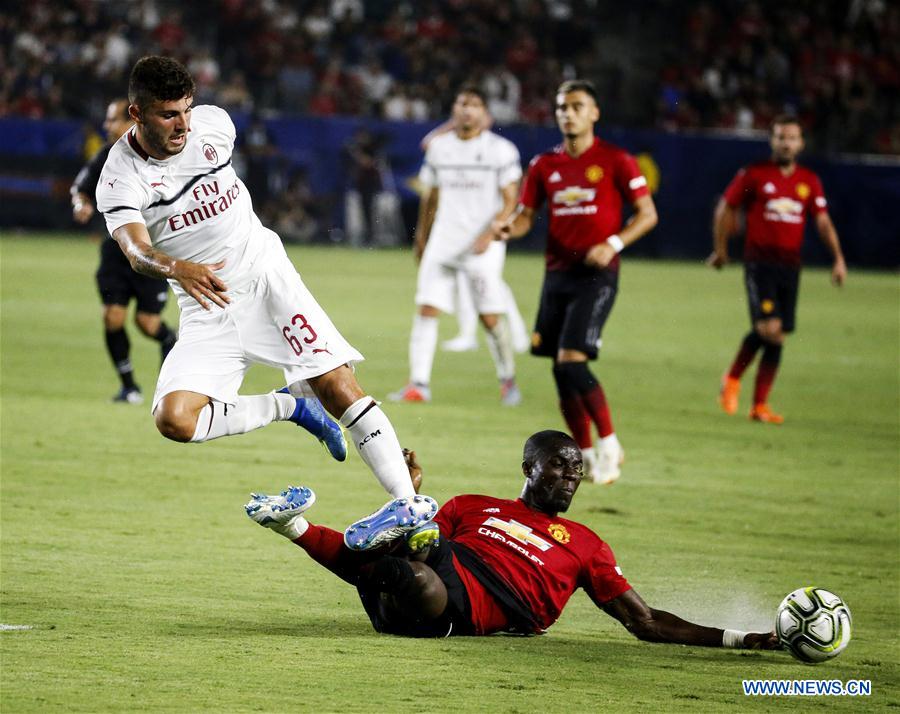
[599, 433, 622, 453]
[339, 397, 416, 499]
[409, 314, 438, 385]
[190, 393, 294, 442]
[502, 282, 530, 353]
[455, 273, 478, 342]
[271, 515, 309, 540]
[485, 317, 516, 381]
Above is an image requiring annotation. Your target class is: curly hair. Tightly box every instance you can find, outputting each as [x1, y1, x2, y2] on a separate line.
[128, 56, 195, 110]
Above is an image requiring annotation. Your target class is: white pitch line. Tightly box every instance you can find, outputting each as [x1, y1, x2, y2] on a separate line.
[0, 624, 35, 631]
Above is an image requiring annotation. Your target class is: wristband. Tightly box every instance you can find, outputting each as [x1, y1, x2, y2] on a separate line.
[722, 629, 747, 649]
[607, 234, 625, 253]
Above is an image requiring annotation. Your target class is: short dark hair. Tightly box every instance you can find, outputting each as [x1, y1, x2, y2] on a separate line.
[556, 79, 598, 105]
[771, 114, 802, 134]
[129, 56, 195, 110]
[456, 83, 487, 106]
[523, 430, 577, 463]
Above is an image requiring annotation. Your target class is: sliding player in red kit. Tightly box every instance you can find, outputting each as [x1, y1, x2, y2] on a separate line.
[709, 116, 847, 424]
[245, 430, 777, 651]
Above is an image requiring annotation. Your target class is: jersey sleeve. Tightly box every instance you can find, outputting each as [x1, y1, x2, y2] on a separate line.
[518, 155, 545, 209]
[418, 144, 438, 189]
[200, 104, 237, 150]
[581, 536, 631, 604]
[497, 141, 522, 189]
[722, 168, 750, 208]
[614, 151, 650, 203]
[96, 165, 146, 235]
[808, 173, 828, 215]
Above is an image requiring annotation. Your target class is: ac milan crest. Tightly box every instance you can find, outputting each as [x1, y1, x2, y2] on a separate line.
[202, 143, 218, 163]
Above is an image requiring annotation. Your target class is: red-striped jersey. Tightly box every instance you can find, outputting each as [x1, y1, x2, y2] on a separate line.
[434, 494, 631, 635]
[519, 137, 650, 271]
[723, 161, 828, 267]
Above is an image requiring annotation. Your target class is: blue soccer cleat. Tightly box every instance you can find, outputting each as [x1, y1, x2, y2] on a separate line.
[344, 494, 439, 551]
[245, 485, 316, 537]
[278, 388, 347, 462]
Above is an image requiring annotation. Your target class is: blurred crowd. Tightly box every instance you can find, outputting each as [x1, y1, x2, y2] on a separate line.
[656, 0, 900, 154]
[2, 0, 897, 155]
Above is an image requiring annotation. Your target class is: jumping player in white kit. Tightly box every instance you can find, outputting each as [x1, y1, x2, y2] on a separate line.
[389, 85, 522, 406]
[96, 56, 437, 550]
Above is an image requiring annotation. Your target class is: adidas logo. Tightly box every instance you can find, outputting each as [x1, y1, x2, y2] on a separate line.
[482, 507, 500, 513]
[549, 171, 562, 183]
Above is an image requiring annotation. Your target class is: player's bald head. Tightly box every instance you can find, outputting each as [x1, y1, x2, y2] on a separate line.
[523, 430, 578, 463]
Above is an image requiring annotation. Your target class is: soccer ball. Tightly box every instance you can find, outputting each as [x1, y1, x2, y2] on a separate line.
[776, 587, 852, 663]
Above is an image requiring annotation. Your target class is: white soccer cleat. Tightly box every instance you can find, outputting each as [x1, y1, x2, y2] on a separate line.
[442, 335, 478, 352]
[245, 486, 316, 539]
[597, 437, 625, 485]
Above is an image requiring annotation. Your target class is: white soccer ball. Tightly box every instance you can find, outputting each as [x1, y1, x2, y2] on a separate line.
[776, 587, 852, 663]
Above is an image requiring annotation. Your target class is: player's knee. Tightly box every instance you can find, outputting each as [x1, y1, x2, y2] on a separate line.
[103, 306, 127, 331]
[153, 401, 198, 442]
[135, 313, 160, 337]
[755, 321, 784, 344]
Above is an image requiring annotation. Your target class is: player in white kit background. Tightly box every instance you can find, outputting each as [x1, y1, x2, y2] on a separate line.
[389, 86, 523, 406]
[96, 56, 436, 548]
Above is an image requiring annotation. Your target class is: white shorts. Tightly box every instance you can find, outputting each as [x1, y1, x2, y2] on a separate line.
[415, 241, 507, 314]
[153, 252, 363, 410]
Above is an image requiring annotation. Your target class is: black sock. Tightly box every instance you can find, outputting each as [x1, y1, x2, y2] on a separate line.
[105, 329, 137, 390]
[154, 322, 177, 360]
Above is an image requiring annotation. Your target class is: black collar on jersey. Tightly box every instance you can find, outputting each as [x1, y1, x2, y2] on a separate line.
[127, 129, 150, 161]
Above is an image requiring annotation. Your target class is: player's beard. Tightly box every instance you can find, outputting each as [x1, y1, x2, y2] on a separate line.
[144, 123, 187, 157]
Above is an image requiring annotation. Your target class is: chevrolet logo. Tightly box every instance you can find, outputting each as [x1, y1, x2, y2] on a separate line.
[483, 517, 554, 551]
[552, 186, 596, 207]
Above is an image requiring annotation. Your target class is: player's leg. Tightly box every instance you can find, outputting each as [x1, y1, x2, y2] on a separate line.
[389, 256, 455, 403]
[442, 272, 479, 352]
[309, 365, 421, 500]
[152, 311, 342, 453]
[719, 263, 767, 414]
[97, 240, 142, 403]
[132, 273, 177, 363]
[748, 265, 794, 424]
[468, 249, 519, 405]
[501, 279, 531, 354]
[556, 271, 622, 484]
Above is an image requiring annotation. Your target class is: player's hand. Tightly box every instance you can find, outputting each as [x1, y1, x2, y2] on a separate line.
[706, 251, 728, 269]
[584, 243, 616, 269]
[72, 201, 94, 224]
[743, 631, 781, 650]
[831, 256, 847, 287]
[174, 259, 230, 310]
[491, 218, 512, 242]
[471, 231, 493, 255]
[402, 448, 423, 493]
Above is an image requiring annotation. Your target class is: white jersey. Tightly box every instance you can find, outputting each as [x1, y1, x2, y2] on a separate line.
[96, 105, 281, 313]
[419, 130, 521, 260]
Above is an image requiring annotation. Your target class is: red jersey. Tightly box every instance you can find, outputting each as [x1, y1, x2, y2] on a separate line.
[434, 494, 631, 635]
[723, 161, 828, 267]
[519, 137, 650, 271]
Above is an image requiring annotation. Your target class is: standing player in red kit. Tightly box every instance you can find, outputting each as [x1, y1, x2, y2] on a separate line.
[709, 116, 847, 424]
[494, 80, 658, 484]
[245, 430, 777, 650]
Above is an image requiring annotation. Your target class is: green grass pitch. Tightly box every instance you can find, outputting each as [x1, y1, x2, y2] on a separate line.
[1, 234, 897, 712]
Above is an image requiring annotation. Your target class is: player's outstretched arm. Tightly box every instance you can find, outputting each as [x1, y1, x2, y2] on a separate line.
[413, 187, 440, 262]
[601, 588, 779, 649]
[493, 204, 535, 242]
[814, 212, 847, 286]
[113, 222, 230, 310]
[708, 198, 739, 269]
